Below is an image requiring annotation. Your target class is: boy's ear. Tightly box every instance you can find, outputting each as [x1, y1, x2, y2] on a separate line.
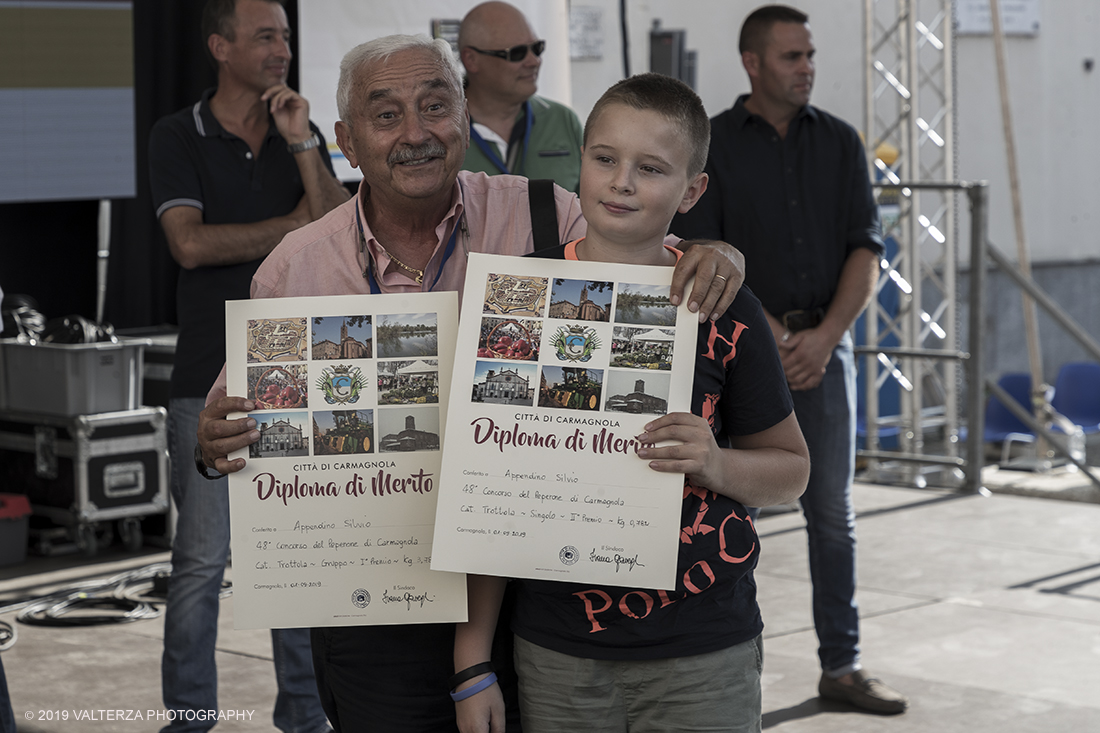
[677, 172, 709, 214]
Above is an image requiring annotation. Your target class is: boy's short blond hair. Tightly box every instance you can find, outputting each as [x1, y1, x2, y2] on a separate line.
[584, 73, 710, 177]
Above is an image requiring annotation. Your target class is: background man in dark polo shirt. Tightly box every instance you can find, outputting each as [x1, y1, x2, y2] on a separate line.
[148, 0, 348, 730]
[673, 4, 908, 715]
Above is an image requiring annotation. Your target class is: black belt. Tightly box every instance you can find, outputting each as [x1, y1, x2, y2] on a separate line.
[781, 308, 825, 333]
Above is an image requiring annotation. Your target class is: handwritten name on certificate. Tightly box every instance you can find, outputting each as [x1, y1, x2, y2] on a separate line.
[431, 253, 697, 590]
[225, 292, 466, 629]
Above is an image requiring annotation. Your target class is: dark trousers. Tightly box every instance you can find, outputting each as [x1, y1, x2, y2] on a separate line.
[311, 584, 521, 733]
[0, 655, 14, 733]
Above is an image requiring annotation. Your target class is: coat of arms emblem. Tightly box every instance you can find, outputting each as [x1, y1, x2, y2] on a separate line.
[317, 364, 365, 404]
[552, 325, 601, 362]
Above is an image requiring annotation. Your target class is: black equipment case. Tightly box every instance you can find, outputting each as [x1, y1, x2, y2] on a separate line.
[0, 406, 169, 556]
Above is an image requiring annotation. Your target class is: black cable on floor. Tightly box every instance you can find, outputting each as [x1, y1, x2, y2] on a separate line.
[0, 619, 15, 651]
[1, 561, 237, 641]
[17, 596, 159, 627]
[3, 562, 172, 633]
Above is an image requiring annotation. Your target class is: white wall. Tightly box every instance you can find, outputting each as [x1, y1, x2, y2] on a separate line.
[301, 1, 1100, 265]
[568, 1, 866, 132]
[956, 6, 1100, 263]
[570, 0, 1100, 265]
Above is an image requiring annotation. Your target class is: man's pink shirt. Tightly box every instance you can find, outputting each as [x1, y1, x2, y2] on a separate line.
[207, 171, 585, 403]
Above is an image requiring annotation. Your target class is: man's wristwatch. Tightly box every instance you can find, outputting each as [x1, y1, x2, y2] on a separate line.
[287, 132, 321, 154]
[194, 443, 224, 481]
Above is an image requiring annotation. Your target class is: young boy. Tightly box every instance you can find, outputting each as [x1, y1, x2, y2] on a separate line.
[453, 73, 810, 733]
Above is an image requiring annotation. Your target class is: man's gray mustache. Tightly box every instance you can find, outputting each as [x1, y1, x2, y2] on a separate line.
[389, 144, 448, 164]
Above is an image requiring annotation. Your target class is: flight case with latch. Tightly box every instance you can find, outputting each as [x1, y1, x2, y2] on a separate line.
[0, 406, 169, 556]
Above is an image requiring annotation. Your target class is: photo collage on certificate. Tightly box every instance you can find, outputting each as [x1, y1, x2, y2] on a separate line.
[433, 254, 699, 591]
[225, 292, 466, 630]
[473, 274, 677, 418]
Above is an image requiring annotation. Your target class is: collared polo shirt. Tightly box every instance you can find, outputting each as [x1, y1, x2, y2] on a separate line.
[148, 87, 334, 398]
[462, 95, 584, 193]
[249, 171, 585, 303]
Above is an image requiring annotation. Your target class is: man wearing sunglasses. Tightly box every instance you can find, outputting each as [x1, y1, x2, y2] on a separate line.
[458, 1, 584, 193]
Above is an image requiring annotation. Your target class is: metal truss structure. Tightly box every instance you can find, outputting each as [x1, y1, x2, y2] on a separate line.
[861, 0, 960, 486]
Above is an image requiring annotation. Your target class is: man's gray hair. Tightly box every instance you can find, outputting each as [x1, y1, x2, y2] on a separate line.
[336, 35, 463, 122]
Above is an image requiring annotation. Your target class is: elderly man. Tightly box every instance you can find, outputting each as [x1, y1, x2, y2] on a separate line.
[198, 35, 742, 733]
[458, 1, 583, 192]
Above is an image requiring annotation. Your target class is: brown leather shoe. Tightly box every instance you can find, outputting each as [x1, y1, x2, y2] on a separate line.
[818, 669, 909, 714]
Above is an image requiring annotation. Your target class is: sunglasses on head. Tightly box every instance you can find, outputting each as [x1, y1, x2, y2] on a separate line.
[468, 39, 546, 62]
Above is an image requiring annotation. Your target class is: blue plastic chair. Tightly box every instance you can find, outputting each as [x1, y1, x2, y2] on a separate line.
[1050, 362, 1100, 435]
[960, 372, 1036, 463]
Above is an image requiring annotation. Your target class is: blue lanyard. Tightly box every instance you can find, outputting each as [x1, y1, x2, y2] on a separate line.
[469, 100, 532, 175]
[357, 198, 462, 295]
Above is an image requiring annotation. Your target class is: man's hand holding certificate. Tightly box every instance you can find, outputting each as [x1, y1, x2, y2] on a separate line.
[224, 292, 466, 628]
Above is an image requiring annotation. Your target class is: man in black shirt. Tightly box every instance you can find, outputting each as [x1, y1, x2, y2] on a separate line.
[673, 4, 907, 715]
[148, 1, 348, 730]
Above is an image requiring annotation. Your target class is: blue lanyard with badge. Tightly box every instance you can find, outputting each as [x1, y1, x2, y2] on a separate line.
[469, 100, 533, 175]
[357, 182, 469, 295]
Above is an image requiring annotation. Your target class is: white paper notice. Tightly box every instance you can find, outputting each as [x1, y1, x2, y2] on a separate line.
[432, 253, 697, 590]
[225, 292, 466, 629]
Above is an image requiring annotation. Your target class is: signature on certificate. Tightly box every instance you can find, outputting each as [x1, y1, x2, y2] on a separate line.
[382, 587, 436, 610]
[589, 550, 646, 573]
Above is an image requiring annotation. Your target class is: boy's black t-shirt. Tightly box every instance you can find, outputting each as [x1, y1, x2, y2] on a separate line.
[512, 242, 794, 660]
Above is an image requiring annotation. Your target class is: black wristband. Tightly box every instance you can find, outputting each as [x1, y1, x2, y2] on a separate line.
[449, 662, 495, 692]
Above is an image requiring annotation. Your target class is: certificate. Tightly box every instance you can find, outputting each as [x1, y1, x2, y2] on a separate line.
[431, 253, 698, 590]
[225, 292, 466, 628]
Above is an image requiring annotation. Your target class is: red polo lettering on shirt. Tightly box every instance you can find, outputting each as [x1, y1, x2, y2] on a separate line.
[656, 589, 681, 608]
[683, 560, 717, 594]
[619, 591, 656, 620]
[681, 491, 717, 544]
[702, 320, 748, 367]
[573, 589, 614, 633]
[701, 392, 720, 428]
[718, 510, 756, 565]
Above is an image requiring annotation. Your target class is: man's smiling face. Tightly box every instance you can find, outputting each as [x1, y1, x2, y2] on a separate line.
[336, 48, 469, 205]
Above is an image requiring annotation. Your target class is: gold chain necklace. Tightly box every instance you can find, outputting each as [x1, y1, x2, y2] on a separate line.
[382, 249, 425, 284]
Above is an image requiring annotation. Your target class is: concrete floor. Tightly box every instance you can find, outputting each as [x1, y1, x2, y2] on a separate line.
[2, 481, 1099, 732]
